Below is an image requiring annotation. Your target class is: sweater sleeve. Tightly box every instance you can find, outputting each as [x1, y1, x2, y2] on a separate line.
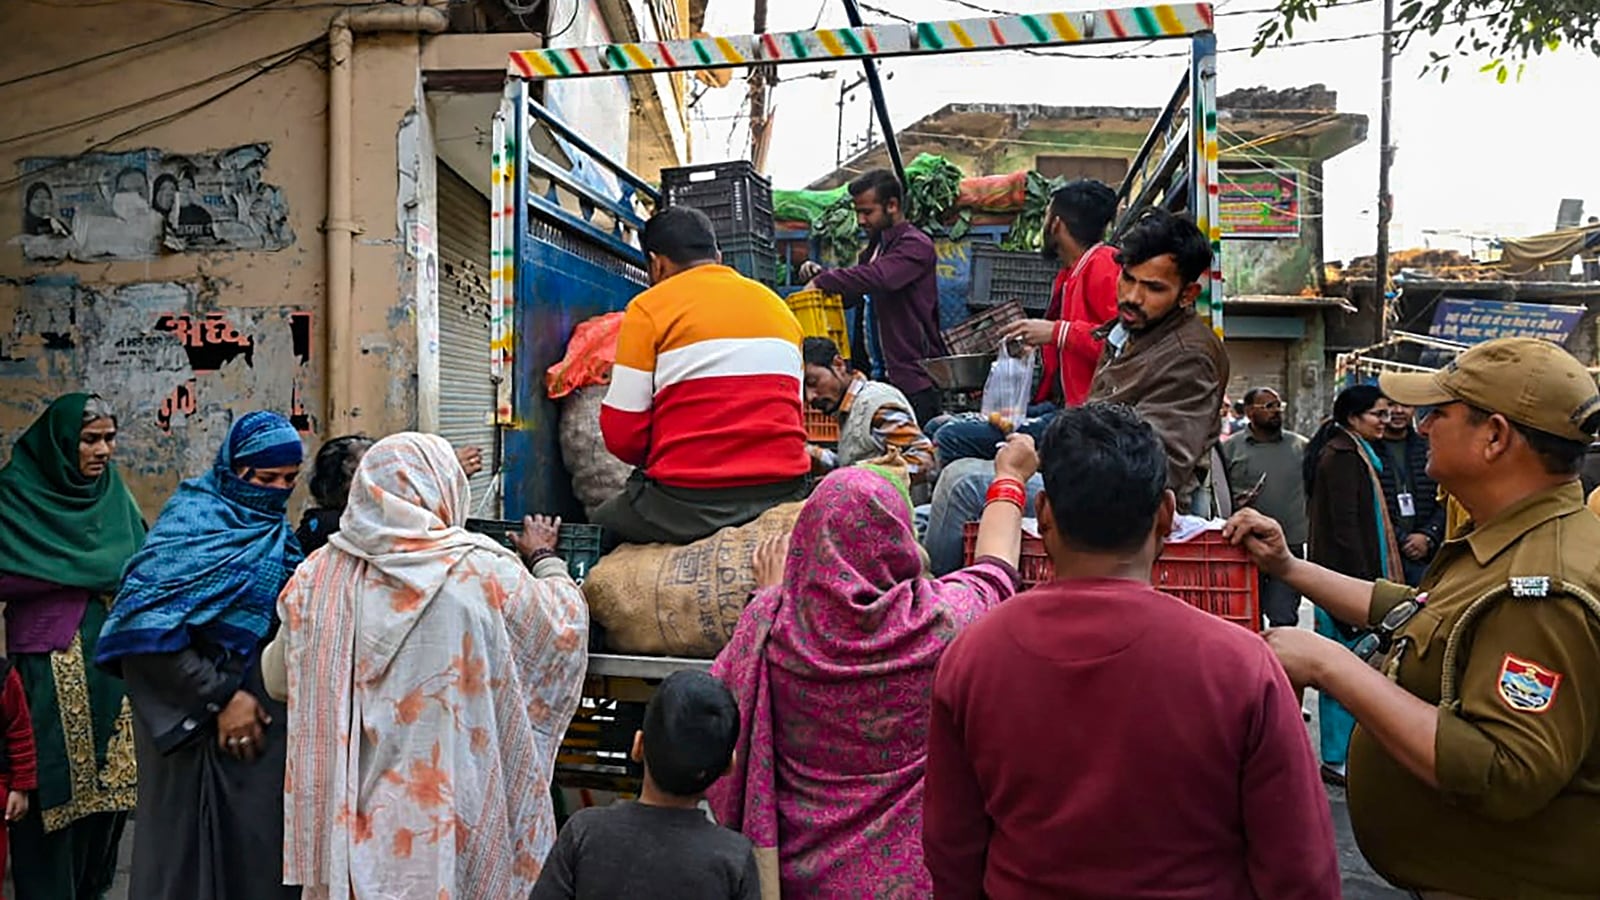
[812, 234, 934, 299]
[600, 301, 659, 468]
[923, 646, 991, 900]
[2, 668, 38, 792]
[1241, 650, 1341, 899]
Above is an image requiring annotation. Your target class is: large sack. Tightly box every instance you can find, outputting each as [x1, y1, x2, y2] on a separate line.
[583, 502, 805, 657]
[560, 387, 632, 518]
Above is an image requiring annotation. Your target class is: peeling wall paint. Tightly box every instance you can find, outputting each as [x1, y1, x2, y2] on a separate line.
[0, 275, 316, 512]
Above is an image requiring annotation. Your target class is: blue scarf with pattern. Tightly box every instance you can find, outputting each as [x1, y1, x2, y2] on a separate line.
[97, 412, 304, 671]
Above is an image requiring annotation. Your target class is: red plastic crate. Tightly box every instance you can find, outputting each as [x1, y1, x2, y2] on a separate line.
[805, 410, 839, 444]
[961, 524, 1261, 632]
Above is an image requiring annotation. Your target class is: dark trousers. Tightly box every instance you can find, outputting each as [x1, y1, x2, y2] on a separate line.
[905, 387, 943, 428]
[1260, 546, 1306, 628]
[591, 469, 806, 549]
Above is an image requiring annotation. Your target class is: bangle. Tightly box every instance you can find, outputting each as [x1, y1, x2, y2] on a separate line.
[985, 477, 1026, 510]
[522, 548, 559, 568]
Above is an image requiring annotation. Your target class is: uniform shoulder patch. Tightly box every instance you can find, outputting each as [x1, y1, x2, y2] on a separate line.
[1498, 654, 1563, 713]
[1508, 576, 1550, 598]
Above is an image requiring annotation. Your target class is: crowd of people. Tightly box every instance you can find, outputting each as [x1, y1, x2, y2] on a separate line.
[0, 165, 1595, 900]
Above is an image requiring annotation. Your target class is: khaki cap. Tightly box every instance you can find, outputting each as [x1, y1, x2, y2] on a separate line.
[1379, 337, 1600, 443]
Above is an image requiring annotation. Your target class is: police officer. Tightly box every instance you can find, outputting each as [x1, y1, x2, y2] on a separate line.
[1224, 337, 1600, 900]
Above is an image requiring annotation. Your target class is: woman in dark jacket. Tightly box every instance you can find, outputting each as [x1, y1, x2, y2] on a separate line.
[1302, 384, 1405, 785]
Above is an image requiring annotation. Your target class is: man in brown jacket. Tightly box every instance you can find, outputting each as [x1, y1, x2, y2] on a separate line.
[1088, 208, 1229, 513]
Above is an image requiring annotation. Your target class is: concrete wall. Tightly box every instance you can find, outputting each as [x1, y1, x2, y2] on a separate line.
[0, 2, 432, 516]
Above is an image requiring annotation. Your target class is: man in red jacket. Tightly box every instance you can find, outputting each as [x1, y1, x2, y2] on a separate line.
[924, 403, 1339, 900]
[931, 180, 1120, 466]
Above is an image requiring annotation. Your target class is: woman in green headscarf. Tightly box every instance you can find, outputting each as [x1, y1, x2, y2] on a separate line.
[0, 393, 145, 899]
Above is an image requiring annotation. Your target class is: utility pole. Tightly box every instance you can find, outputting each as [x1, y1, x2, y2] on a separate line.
[835, 74, 866, 169]
[1375, 0, 1395, 338]
[748, 0, 773, 171]
[839, 0, 906, 187]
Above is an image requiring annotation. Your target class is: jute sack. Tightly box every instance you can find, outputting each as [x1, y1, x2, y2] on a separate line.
[582, 501, 805, 657]
[559, 387, 633, 519]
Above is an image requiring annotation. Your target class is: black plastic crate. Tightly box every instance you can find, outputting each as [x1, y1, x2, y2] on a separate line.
[465, 519, 605, 585]
[661, 161, 775, 242]
[970, 243, 1058, 314]
[721, 234, 778, 287]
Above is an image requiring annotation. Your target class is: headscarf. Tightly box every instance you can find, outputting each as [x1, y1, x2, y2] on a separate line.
[709, 465, 1013, 897]
[96, 411, 304, 670]
[0, 393, 146, 591]
[282, 433, 588, 897]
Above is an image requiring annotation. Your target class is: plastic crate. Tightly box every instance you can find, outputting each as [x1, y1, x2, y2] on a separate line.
[721, 234, 778, 287]
[805, 410, 839, 444]
[961, 525, 1260, 631]
[969, 243, 1058, 314]
[786, 289, 852, 359]
[941, 300, 1025, 356]
[661, 161, 775, 242]
[465, 519, 606, 585]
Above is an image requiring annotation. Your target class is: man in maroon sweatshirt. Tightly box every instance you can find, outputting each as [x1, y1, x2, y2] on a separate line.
[923, 403, 1339, 900]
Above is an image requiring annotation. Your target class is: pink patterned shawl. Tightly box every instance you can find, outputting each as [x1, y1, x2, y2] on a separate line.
[708, 467, 1018, 899]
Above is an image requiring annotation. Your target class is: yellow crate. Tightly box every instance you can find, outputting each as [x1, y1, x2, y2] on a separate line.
[786, 289, 851, 360]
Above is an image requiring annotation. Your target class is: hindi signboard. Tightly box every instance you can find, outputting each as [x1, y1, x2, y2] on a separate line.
[1429, 298, 1586, 345]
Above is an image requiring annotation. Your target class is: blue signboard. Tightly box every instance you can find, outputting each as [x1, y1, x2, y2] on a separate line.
[1429, 298, 1586, 345]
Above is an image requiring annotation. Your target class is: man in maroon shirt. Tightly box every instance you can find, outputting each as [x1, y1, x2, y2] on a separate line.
[923, 403, 1339, 900]
[801, 169, 947, 425]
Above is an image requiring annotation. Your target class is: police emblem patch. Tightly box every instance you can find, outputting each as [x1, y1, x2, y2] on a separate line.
[1498, 654, 1562, 713]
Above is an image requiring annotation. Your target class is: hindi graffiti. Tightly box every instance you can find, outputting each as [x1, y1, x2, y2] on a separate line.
[1218, 169, 1300, 238]
[14, 143, 293, 262]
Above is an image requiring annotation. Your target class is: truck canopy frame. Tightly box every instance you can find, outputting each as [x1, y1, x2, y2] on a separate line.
[494, 6, 1222, 517]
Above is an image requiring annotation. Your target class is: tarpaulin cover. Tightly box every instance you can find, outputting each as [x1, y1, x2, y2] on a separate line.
[1499, 225, 1599, 276]
[545, 312, 624, 400]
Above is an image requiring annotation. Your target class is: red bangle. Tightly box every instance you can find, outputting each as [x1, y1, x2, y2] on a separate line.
[986, 477, 1026, 510]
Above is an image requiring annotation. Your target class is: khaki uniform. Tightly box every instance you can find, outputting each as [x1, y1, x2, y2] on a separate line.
[1347, 482, 1600, 900]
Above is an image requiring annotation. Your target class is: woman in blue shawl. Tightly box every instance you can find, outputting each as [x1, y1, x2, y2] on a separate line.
[97, 411, 305, 900]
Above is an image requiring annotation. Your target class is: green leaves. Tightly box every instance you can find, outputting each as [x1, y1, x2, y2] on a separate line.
[1002, 171, 1067, 252]
[1253, 0, 1599, 77]
[904, 153, 964, 233]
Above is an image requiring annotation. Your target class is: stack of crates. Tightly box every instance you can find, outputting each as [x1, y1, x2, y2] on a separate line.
[785, 289, 851, 358]
[660, 161, 777, 287]
[969, 242, 1059, 314]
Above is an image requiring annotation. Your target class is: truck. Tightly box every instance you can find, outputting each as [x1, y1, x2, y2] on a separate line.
[485, 3, 1227, 801]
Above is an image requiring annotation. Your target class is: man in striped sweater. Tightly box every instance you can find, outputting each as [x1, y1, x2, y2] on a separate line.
[592, 207, 810, 547]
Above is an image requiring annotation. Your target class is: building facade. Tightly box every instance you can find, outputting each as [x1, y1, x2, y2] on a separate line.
[0, 0, 692, 516]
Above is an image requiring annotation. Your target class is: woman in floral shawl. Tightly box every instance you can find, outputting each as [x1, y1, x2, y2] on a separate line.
[708, 439, 1037, 899]
[269, 432, 589, 900]
[97, 410, 306, 900]
[0, 394, 144, 900]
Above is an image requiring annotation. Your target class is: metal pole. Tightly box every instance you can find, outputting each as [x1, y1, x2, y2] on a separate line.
[1375, 0, 1395, 338]
[748, 0, 771, 171]
[839, 0, 906, 186]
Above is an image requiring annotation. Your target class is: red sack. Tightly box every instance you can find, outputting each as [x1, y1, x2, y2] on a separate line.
[545, 312, 625, 400]
[957, 171, 1030, 213]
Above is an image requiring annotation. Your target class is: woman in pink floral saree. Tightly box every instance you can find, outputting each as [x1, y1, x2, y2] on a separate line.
[708, 443, 1035, 899]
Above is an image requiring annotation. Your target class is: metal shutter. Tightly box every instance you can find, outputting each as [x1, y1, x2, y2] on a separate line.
[436, 165, 499, 515]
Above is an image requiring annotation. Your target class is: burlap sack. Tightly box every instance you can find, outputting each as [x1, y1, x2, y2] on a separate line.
[582, 501, 805, 657]
[559, 386, 633, 518]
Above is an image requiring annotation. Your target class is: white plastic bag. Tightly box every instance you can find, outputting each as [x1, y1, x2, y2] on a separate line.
[980, 338, 1035, 426]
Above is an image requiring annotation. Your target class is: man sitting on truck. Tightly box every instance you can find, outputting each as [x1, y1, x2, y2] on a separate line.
[802, 336, 935, 484]
[593, 206, 810, 547]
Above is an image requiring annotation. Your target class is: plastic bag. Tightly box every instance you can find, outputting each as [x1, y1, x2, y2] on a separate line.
[545, 312, 624, 400]
[981, 339, 1034, 432]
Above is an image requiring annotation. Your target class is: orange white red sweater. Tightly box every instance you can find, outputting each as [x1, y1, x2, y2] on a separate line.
[600, 264, 810, 489]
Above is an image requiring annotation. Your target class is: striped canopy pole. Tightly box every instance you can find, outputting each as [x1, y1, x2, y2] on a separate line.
[508, 5, 1215, 80]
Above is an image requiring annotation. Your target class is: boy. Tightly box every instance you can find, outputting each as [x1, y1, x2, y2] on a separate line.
[531, 670, 759, 900]
[0, 655, 38, 880]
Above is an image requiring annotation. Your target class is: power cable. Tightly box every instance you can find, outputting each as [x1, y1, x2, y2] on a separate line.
[0, 38, 325, 149]
[0, 41, 317, 191]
